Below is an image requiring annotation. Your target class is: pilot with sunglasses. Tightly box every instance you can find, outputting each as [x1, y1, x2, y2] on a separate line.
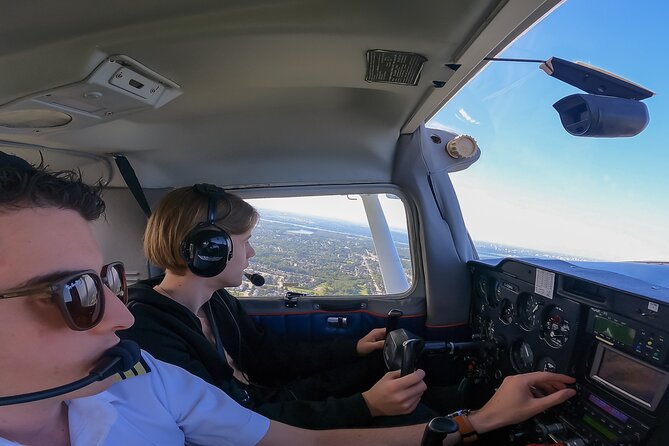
[0, 151, 576, 446]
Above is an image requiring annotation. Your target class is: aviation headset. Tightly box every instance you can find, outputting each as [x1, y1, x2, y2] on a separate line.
[180, 183, 234, 277]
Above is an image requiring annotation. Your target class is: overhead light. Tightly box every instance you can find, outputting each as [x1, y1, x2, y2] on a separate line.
[0, 109, 72, 129]
[0, 55, 181, 135]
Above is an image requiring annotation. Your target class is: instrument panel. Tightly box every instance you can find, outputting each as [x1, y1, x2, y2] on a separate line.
[471, 265, 582, 376]
[468, 258, 669, 446]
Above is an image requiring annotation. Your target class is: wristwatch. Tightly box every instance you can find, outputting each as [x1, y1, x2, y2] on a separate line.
[421, 416, 459, 446]
[448, 409, 478, 444]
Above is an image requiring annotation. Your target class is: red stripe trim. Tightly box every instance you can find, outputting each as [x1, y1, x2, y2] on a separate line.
[425, 322, 468, 328]
[248, 309, 427, 319]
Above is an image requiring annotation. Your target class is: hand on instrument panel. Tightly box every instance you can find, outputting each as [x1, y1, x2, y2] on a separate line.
[356, 328, 387, 356]
[361, 369, 427, 416]
[468, 372, 576, 434]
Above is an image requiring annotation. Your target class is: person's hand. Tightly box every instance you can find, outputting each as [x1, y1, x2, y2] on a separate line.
[356, 328, 386, 356]
[361, 369, 427, 416]
[468, 372, 576, 434]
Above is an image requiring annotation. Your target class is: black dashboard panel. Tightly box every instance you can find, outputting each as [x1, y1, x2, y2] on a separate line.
[468, 258, 669, 446]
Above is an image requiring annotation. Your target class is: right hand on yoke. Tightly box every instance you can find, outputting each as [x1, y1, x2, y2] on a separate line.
[361, 369, 427, 417]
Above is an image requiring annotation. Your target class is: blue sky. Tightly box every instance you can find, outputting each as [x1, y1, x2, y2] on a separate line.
[430, 0, 669, 261]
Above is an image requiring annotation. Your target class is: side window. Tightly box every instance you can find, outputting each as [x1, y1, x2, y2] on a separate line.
[233, 193, 413, 297]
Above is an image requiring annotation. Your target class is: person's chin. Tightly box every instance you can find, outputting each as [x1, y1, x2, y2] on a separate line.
[218, 273, 242, 288]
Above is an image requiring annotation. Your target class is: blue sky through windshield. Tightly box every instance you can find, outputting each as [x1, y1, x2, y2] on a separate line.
[430, 0, 669, 261]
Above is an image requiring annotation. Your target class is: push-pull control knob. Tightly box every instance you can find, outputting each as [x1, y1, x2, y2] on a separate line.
[535, 421, 566, 437]
[386, 309, 403, 336]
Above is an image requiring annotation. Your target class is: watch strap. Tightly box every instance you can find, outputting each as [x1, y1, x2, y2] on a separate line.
[452, 412, 478, 444]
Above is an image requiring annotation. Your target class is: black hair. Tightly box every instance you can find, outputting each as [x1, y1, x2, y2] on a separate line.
[0, 152, 105, 221]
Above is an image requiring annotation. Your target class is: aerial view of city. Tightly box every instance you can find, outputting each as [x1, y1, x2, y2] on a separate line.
[233, 209, 580, 298]
[234, 209, 411, 297]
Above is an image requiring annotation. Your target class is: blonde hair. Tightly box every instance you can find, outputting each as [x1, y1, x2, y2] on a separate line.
[144, 186, 259, 274]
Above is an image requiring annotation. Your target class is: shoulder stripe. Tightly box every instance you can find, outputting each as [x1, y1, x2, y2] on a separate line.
[111, 357, 152, 382]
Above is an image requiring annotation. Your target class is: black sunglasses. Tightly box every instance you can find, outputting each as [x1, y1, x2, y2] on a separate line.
[0, 262, 127, 331]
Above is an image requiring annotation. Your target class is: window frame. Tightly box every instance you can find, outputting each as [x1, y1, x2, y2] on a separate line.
[230, 184, 418, 299]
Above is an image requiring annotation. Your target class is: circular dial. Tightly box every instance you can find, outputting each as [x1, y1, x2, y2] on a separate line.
[517, 293, 542, 331]
[511, 341, 535, 372]
[499, 299, 514, 325]
[494, 281, 503, 303]
[542, 306, 570, 348]
[537, 357, 557, 372]
[475, 275, 488, 312]
[477, 275, 487, 299]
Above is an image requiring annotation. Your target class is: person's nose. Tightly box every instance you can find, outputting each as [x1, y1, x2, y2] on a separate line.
[247, 243, 256, 259]
[94, 286, 134, 332]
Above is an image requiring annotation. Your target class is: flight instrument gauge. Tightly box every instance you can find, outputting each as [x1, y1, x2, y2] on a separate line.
[493, 281, 503, 303]
[517, 293, 542, 331]
[537, 357, 557, 372]
[542, 306, 570, 348]
[499, 299, 514, 325]
[477, 275, 487, 299]
[475, 275, 489, 312]
[511, 341, 534, 372]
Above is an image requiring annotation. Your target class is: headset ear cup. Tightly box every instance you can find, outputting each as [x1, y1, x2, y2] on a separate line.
[180, 224, 233, 277]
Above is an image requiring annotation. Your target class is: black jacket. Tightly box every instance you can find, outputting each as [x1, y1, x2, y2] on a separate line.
[119, 279, 381, 428]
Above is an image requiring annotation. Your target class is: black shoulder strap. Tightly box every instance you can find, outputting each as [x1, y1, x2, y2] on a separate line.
[205, 300, 228, 359]
[113, 154, 152, 218]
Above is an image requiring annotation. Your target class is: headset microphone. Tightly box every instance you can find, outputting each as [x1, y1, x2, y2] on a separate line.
[244, 272, 265, 286]
[0, 340, 141, 406]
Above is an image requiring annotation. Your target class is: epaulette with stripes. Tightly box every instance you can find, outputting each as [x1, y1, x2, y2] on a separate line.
[111, 357, 152, 383]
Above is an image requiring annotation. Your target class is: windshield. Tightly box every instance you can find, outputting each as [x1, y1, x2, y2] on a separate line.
[429, 0, 668, 262]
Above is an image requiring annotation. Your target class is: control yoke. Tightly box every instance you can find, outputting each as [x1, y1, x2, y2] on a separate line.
[386, 309, 403, 337]
[383, 328, 496, 376]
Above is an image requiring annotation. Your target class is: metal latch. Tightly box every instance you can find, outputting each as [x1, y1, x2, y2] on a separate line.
[327, 316, 348, 328]
[284, 291, 306, 308]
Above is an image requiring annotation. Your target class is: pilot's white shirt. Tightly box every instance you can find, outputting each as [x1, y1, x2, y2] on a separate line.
[0, 352, 270, 446]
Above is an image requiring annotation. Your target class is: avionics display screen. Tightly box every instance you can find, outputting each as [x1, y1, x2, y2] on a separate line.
[593, 316, 635, 346]
[590, 344, 669, 411]
[587, 393, 629, 423]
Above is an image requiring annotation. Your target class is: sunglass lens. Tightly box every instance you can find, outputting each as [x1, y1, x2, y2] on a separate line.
[103, 263, 127, 304]
[62, 273, 103, 329]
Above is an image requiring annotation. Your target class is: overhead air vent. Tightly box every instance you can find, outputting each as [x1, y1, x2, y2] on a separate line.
[365, 50, 427, 86]
[0, 55, 181, 134]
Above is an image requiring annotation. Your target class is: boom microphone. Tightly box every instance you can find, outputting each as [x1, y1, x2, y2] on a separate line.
[244, 272, 265, 286]
[0, 340, 140, 406]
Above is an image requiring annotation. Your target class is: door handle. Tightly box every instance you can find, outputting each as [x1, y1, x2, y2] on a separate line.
[327, 316, 348, 328]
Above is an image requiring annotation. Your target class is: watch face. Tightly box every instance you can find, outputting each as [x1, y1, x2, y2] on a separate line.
[426, 416, 459, 435]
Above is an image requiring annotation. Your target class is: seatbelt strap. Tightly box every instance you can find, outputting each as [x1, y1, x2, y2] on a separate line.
[112, 154, 152, 218]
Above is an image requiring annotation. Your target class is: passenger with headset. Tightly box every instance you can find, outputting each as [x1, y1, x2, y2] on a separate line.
[0, 153, 578, 445]
[120, 184, 438, 428]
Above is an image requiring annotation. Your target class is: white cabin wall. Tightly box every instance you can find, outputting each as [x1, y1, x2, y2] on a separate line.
[91, 188, 148, 284]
